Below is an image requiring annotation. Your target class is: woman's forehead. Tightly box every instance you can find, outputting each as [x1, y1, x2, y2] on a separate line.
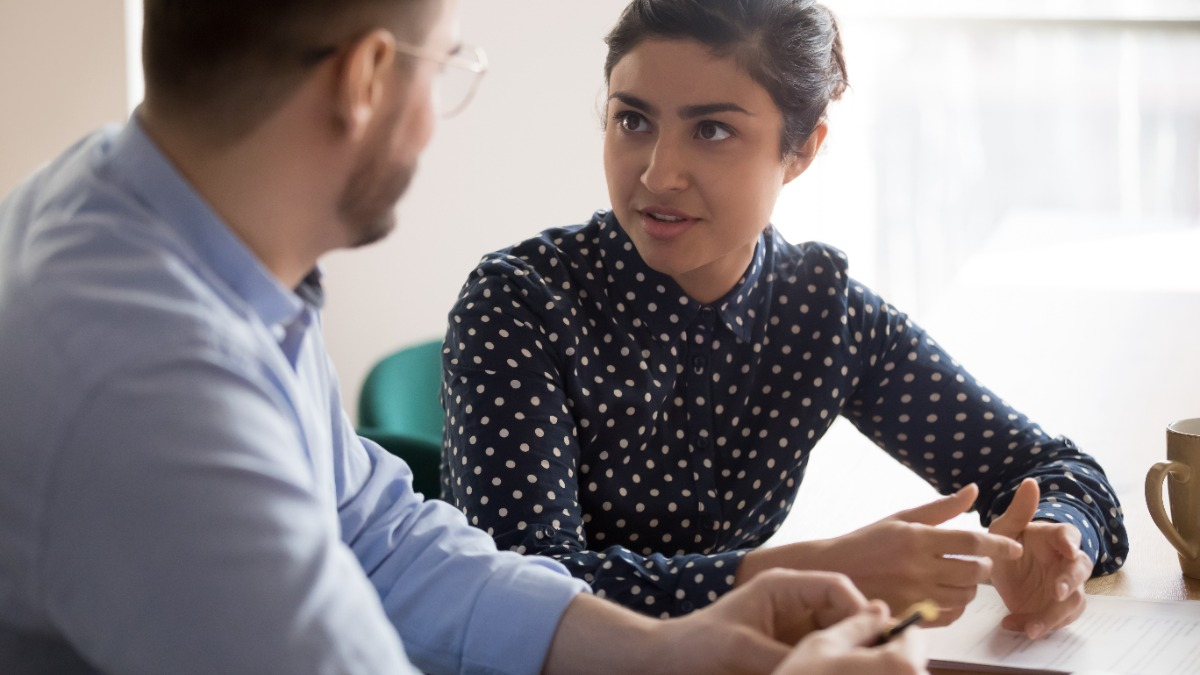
[607, 38, 773, 112]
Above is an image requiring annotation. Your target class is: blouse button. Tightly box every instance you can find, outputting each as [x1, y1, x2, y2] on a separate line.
[679, 601, 695, 613]
[692, 356, 706, 373]
[696, 437, 709, 449]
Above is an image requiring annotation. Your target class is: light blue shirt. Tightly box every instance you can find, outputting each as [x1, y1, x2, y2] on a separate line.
[0, 118, 587, 675]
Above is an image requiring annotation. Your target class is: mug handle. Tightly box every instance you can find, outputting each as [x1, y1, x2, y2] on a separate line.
[1145, 460, 1200, 560]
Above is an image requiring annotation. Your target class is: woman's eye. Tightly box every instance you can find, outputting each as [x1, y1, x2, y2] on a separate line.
[616, 111, 649, 133]
[696, 121, 732, 141]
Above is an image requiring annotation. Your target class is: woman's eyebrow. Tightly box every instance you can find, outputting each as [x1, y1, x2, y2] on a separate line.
[679, 102, 753, 118]
[609, 92, 753, 119]
[608, 91, 656, 114]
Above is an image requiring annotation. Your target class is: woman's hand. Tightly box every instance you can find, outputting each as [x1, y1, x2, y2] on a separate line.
[988, 478, 1092, 639]
[735, 484, 1023, 624]
[773, 601, 929, 675]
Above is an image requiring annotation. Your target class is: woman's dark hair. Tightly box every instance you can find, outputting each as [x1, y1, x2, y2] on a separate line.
[604, 0, 848, 157]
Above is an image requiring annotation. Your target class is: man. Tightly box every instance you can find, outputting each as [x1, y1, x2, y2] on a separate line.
[0, 0, 925, 673]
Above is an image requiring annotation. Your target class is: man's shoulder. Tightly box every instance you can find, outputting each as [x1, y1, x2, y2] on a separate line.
[0, 158, 257, 387]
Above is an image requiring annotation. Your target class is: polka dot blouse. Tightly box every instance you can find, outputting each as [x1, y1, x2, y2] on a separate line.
[442, 209, 1127, 618]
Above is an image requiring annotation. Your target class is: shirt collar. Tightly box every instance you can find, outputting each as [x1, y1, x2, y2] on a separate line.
[599, 210, 767, 345]
[106, 114, 320, 328]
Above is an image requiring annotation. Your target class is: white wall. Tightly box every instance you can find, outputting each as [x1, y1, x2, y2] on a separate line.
[0, 0, 128, 196]
[320, 0, 629, 418]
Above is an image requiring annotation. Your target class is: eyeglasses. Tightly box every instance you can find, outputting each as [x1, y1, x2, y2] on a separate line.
[301, 39, 489, 119]
[393, 42, 489, 119]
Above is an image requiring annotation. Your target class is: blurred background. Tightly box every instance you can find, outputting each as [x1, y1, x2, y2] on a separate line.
[3, 0, 1200, 533]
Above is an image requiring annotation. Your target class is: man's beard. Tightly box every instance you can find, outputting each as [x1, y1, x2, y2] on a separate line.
[339, 159, 415, 249]
[336, 108, 416, 249]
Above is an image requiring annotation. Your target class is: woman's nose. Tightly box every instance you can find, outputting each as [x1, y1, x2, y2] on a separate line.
[640, 139, 689, 194]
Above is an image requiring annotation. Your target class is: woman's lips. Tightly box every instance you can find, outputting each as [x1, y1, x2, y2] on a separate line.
[639, 208, 697, 241]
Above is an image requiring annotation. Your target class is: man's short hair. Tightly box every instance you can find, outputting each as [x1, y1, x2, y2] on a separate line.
[142, 0, 435, 142]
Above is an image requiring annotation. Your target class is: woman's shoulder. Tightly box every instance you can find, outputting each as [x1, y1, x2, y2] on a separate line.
[767, 229, 852, 284]
[456, 210, 611, 301]
[476, 210, 608, 268]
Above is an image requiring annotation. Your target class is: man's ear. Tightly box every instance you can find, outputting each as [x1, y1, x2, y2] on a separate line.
[783, 122, 828, 185]
[335, 29, 397, 141]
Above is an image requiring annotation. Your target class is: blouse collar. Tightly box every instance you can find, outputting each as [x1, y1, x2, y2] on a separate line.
[598, 210, 768, 345]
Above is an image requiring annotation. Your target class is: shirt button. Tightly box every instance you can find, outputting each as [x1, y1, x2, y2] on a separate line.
[696, 437, 709, 449]
[679, 601, 695, 613]
[692, 356, 706, 373]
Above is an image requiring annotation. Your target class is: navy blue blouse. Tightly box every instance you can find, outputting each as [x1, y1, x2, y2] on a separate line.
[441, 209, 1127, 618]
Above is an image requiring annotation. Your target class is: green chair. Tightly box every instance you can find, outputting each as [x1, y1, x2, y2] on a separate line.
[357, 338, 444, 497]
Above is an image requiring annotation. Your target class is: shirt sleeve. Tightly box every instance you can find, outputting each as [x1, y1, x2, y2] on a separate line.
[443, 257, 745, 618]
[42, 347, 586, 675]
[41, 352, 416, 675]
[335, 423, 588, 674]
[838, 279, 1128, 574]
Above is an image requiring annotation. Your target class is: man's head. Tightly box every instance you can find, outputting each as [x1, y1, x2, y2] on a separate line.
[142, 0, 462, 256]
[142, 0, 439, 143]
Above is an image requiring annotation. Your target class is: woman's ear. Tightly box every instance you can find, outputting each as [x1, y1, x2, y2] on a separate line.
[782, 122, 828, 185]
[334, 29, 397, 141]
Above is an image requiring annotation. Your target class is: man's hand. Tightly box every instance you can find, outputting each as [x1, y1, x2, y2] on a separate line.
[662, 569, 877, 674]
[988, 478, 1092, 639]
[773, 601, 929, 675]
[544, 569, 927, 675]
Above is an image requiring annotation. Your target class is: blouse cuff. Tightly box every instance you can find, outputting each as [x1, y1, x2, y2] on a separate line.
[668, 549, 748, 615]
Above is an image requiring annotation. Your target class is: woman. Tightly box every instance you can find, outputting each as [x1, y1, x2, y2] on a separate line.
[441, 0, 1127, 638]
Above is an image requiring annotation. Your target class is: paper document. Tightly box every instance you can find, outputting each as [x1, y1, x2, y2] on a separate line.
[925, 585, 1200, 674]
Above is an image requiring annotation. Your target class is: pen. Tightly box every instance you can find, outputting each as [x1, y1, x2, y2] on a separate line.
[873, 600, 939, 646]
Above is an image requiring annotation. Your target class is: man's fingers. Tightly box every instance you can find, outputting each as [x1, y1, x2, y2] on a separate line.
[810, 602, 891, 649]
[718, 625, 793, 674]
[742, 569, 869, 641]
[989, 479, 1040, 539]
[892, 484, 978, 526]
[774, 604, 893, 673]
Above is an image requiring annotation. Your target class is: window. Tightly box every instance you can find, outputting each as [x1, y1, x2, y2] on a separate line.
[773, 0, 1200, 312]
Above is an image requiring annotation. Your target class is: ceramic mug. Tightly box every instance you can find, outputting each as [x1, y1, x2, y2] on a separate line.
[1145, 418, 1200, 578]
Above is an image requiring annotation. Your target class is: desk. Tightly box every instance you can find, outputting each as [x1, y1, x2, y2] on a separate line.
[1083, 495, 1200, 602]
